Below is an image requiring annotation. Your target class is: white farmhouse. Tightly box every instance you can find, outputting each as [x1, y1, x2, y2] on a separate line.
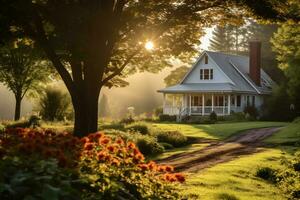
[158, 41, 275, 118]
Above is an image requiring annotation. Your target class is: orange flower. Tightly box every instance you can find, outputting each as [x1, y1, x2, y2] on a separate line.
[165, 165, 174, 172]
[127, 142, 136, 150]
[99, 137, 110, 145]
[157, 165, 166, 172]
[107, 145, 116, 153]
[164, 173, 176, 182]
[97, 151, 107, 161]
[116, 138, 124, 145]
[84, 142, 94, 151]
[138, 164, 149, 170]
[147, 161, 157, 171]
[111, 158, 120, 166]
[133, 153, 144, 162]
[133, 148, 140, 155]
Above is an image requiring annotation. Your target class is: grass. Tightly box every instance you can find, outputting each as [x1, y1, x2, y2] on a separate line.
[153, 121, 289, 140]
[265, 121, 300, 144]
[180, 148, 295, 200]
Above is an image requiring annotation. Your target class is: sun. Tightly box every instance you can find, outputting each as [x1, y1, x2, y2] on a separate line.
[145, 41, 154, 50]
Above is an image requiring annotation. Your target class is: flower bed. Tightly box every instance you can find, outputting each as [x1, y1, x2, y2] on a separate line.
[0, 128, 185, 199]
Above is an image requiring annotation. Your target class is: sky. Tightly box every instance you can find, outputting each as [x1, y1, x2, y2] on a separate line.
[0, 28, 214, 120]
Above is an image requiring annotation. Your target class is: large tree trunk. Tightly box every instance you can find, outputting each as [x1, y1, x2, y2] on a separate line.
[14, 94, 22, 121]
[72, 81, 101, 137]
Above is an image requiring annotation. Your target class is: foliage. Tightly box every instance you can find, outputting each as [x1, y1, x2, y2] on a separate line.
[256, 167, 278, 183]
[154, 107, 163, 117]
[277, 152, 300, 199]
[164, 65, 190, 86]
[217, 193, 239, 200]
[0, 40, 51, 120]
[261, 84, 296, 121]
[243, 105, 258, 119]
[120, 116, 135, 124]
[209, 111, 218, 123]
[271, 21, 300, 116]
[125, 122, 151, 135]
[184, 116, 213, 124]
[159, 114, 177, 122]
[0, 157, 80, 200]
[0, 128, 185, 199]
[135, 135, 165, 156]
[217, 112, 246, 122]
[157, 131, 188, 147]
[39, 87, 72, 121]
[100, 123, 126, 131]
[2, 0, 285, 136]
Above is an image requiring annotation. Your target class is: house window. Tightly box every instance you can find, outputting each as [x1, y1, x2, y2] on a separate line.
[231, 95, 235, 105]
[246, 96, 250, 106]
[200, 69, 213, 80]
[237, 95, 241, 107]
[252, 96, 255, 107]
[205, 55, 208, 64]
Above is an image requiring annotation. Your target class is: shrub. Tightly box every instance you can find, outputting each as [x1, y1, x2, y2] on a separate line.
[186, 116, 212, 124]
[160, 142, 174, 150]
[6, 116, 41, 129]
[256, 167, 278, 183]
[125, 121, 151, 135]
[277, 152, 300, 199]
[157, 131, 187, 147]
[136, 135, 165, 156]
[39, 87, 72, 121]
[209, 111, 217, 123]
[120, 116, 135, 124]
[99, 122, 125, 131]
[159, 114, 176, 122]
[244, 105, 258, 119]
[154, 107, 163, 116]
[217, 193, 239, 200]
[0, 128, 185, 199]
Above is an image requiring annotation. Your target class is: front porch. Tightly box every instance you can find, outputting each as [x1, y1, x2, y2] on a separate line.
[163, 93, 243, 116]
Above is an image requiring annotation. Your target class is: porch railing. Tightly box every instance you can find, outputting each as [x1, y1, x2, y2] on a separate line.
[164, 106, 229, 116]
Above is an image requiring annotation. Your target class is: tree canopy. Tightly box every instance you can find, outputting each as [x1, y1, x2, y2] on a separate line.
[0, 0, 298, 135]
[0, 40, 50, 120]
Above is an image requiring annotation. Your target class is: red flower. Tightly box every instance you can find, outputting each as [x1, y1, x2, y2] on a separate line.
[80, 137, 90, 144]
[116, 138, 124, 145]
[107, 145, 115, 153]
[174, 173, 185, 183]
[147, 161, 157, 171]
[164, 173, 176, 182]
[111, 158, 120, 166]
[165, 165, 174, 172]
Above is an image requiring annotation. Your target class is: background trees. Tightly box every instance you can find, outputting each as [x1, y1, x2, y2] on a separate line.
[0, 41, 50, 120]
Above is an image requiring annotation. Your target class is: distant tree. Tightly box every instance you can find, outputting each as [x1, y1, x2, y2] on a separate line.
[164, 65, 189, 87]
[271, 21, 300, 116]
[99, 94, 110, 118]
[0, 0, 296, 136]
[39, 87, 72, 121]
[0, 41, 50, 120]
[209, 25, 235, 53]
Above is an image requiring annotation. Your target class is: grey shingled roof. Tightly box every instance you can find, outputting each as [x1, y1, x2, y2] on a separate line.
[158, 51, 274, 94]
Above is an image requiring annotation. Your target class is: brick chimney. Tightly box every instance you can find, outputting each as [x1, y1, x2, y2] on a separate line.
[249, 41, 261, 86]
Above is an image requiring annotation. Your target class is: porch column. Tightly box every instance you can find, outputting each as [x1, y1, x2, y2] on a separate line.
[228, 94, 231, 115]
[212, 94, 214, 112]
[202, 94, 205, 115]
[189, 94, 191, 115]
[223, 95, 225, 115]
[234, 95, 237, 108]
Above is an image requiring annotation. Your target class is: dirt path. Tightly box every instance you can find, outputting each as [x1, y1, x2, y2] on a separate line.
[157, 127, 282, 172]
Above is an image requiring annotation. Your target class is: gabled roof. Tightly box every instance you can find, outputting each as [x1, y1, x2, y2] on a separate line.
[158, 51, 274, 94]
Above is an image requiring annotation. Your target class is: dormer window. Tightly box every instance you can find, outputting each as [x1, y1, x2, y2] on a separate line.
[205, 55, 208, 64]
[200, 69, 213, 80]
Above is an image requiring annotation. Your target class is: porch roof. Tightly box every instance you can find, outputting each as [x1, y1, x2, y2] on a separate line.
[157, 83, 256, 94]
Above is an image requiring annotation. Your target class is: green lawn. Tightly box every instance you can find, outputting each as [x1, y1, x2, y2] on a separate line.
[180, 148, 295, 200]
[265, 121, 300, 144]
[153, 121, 289, 140]
[153, 121, 298, 200]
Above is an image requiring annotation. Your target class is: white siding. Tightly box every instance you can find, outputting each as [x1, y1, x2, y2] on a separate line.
[183, 54, 232, 84]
